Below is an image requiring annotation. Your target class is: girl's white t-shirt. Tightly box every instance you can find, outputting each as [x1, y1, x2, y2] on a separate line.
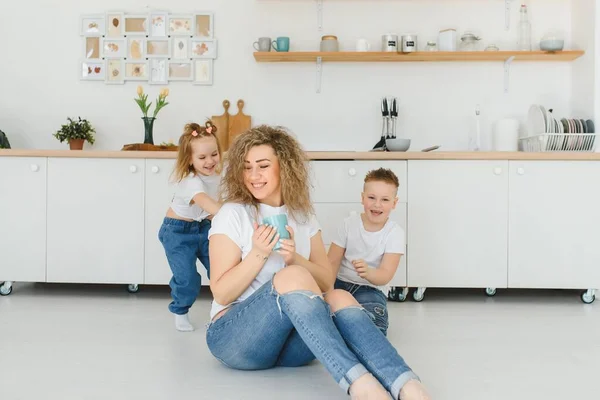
[170, 173, 221, 222]
[208, 202, 321, 319]
[333, 213, 405, 293]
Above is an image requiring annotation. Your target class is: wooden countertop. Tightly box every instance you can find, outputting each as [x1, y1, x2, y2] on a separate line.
[2, 149, 600, 160]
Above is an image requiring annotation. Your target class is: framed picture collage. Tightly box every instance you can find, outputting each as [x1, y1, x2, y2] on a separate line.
[80, 11, 216, 85]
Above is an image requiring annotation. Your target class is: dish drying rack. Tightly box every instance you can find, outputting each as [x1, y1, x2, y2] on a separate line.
[520, 133, 597, 152]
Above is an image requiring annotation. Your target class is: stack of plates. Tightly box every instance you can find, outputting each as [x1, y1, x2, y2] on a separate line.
[526, 104, 595, 151]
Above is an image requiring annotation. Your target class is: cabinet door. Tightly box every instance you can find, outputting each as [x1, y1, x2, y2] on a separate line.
[144, 159, 210, 286]
[314, 203, 407, 286]
[0, 157, 47, 282]
[310, 161, 407, 203]
[407, 161, 509, 288]
[46, 158, 144, 284]
[509, 161, 600, 289]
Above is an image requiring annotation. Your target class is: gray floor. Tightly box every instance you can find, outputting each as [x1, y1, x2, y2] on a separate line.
[1, 283, 599, 400]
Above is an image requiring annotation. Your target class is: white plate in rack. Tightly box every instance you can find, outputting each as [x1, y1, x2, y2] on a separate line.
[528, 104, 546, 136]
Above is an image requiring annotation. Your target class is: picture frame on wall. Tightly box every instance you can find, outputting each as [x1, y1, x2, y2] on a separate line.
[102, 38, 126, 58]
[125, 61, 149, 81]
[81, 60, 105, 81]
[149, 59, 168, 85]
[169, 14, 193, 36]
[127, 37, 146, 60]
[105, 59, 125, 84]
[150, 11, 168, 37]
[171, 37, 189, 60]
[168, 60, 193, 81]
[191, 38, 217, 59]
[193, 59, 213, 85]
[147, 38, 171, 58]
[106, 12, 124, 37]
[84, 36, 101, 60]
[124, 14, 149, 35]
[193, 12, 214, 38]
[80, 14, 105, 36]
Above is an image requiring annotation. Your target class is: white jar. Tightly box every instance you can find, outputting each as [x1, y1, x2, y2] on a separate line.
[401, 34, 417, 53]
[438, 29, 457, 51]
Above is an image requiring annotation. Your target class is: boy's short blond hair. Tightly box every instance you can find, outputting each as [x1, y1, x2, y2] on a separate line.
[364, 168, 399, 189]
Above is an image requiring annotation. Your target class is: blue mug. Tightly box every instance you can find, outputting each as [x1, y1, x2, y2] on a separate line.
[272, 37, 290, 52]
[262, 214, 290, 250]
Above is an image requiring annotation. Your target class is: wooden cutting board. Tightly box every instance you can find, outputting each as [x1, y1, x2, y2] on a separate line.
[211, 100, 230, 150]
[228, 99, 252, 147]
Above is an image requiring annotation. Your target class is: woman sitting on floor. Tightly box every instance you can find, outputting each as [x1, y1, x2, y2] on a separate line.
[205, 125, 431, 400]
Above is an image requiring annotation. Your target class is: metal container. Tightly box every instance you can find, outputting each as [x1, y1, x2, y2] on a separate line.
[401, 34, 417, 53]
[381, 34, 398, 52]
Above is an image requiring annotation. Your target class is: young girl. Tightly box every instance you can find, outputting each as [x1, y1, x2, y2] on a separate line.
[159, 121, 222, 332]
[206, 126, 430, 400]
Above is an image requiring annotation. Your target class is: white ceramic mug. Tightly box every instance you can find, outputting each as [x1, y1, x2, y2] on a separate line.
[356, 38, 370, 52]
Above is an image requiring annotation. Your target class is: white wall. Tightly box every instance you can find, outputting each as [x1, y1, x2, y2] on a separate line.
[0, 0, 581, 151]
[571, 0, 596, 122]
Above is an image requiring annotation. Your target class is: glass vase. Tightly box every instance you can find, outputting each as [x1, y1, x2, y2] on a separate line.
[142, 117, 156, 145]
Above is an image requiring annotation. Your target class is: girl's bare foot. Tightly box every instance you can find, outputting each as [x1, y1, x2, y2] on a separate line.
[399, 380, 431, 400]
[350, 373, 391, 400]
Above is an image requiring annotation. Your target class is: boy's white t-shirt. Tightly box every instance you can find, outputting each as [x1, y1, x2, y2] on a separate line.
[170, 173, 221, 222]
[333, 213, 405, 293]
[208, 202, 321, 320]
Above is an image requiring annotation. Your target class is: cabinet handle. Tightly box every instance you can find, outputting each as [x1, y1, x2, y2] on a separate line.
[30, 164, 39, 172]
[348, 168, 357, 177]
[130, 165, 138, 173]
[493, 167, 502, 175]
[517, 167, 525, 175]
[151, 166, 159, 173]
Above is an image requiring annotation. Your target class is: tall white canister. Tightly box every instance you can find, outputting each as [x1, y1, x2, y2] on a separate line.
[492, 119, 520, 151]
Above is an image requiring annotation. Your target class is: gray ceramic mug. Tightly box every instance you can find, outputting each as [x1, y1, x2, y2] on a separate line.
[253, 37, 272, 52]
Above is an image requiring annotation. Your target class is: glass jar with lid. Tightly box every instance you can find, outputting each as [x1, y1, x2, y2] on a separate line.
[425, 41, 437, 52]
[320, 35, 339, 52]
[460, 33, 481, 51]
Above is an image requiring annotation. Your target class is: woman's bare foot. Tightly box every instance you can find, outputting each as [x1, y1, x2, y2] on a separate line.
[399, 380, 431, 400]
[349, 373, 391, 400]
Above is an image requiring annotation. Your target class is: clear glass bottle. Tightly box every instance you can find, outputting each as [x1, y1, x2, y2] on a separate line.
[518, 4, 532, 51]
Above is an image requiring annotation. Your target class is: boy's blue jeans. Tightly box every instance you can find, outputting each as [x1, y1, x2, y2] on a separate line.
[158, 217, 211, 315]
[334, 278, 389, 336]
[206, 279, 419, 399]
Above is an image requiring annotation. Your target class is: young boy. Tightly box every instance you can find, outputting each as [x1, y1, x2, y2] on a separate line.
[327, 167, 405, 336]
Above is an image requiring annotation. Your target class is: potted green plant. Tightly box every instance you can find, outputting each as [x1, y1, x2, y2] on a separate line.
[53, 117, 96, 150]
[0, 129, 10, 149]
[134, 86, 169, 145]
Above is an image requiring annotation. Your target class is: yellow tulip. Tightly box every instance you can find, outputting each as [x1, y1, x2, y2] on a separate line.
[137, 86, 143, 96]
[161, 88, 169, 97]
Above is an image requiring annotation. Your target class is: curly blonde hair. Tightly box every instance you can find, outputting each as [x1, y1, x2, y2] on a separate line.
[222, 125, 313, 222]
[171, 120, 222, 183]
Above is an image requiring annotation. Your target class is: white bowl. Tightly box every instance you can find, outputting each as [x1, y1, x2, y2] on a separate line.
[540, 39, 564, 51]
[385, 138, 411, 151]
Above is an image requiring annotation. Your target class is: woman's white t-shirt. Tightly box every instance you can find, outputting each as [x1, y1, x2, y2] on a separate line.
[170, 173, 221, 221]
[333, 213, 405, 293]
[208, 202, 321, 319]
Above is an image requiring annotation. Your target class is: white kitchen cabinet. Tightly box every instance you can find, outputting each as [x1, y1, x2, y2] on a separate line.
[144, 159, 210, 286]
[407, 161, 509, 289]
[310, 161, 407, 203]
[508, 161, 600, 290]
[0, 157, 47, 284]
[314, 202, 407, 287]
[46, 158, 144, 284]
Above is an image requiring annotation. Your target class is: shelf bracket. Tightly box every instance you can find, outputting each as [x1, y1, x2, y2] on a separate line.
[505, 0, 511, 30]
[317, 0, 323, 31]
[504, 56, 515, 93]
[315, 56, 322, 93]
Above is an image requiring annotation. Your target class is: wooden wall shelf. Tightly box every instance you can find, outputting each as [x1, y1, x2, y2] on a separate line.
[253, 50, 585, 63]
